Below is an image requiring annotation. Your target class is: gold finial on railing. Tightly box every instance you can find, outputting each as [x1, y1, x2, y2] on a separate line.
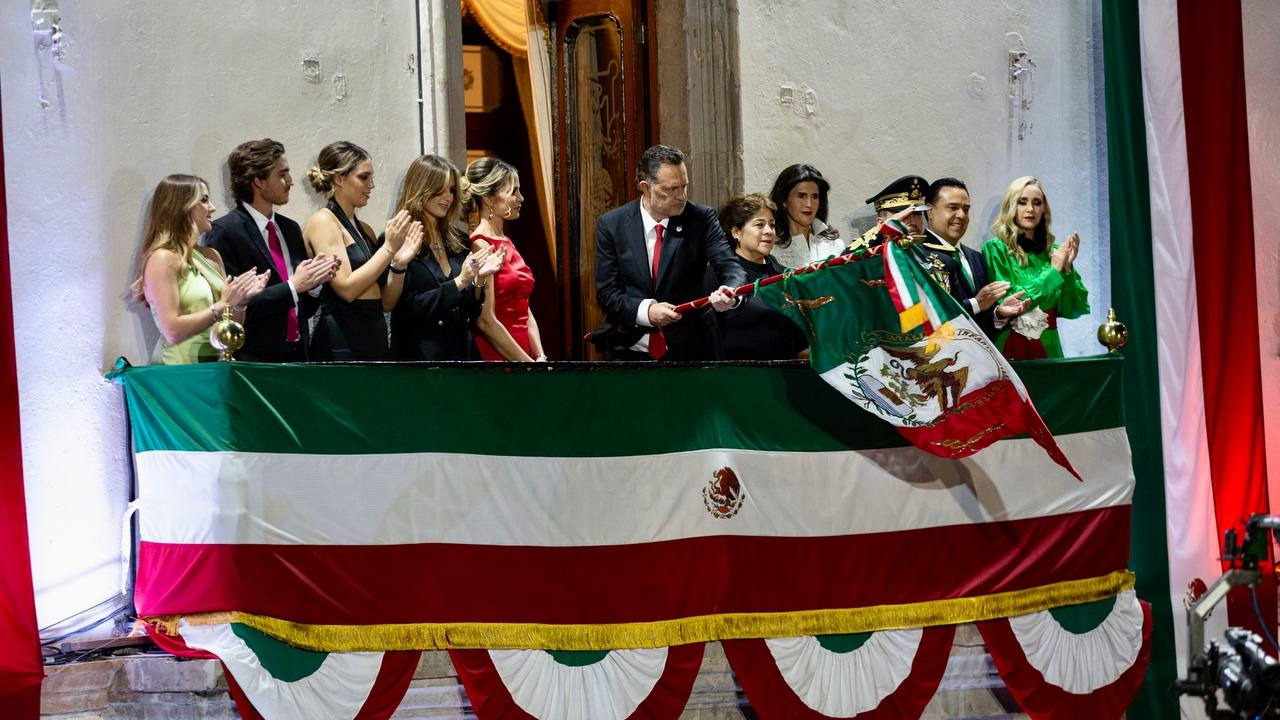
[1097, 307, 1129, 353]
[210, 305, 245, 362]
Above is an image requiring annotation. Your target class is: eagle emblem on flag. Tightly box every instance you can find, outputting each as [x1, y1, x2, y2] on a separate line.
[703, 467, 745, 519]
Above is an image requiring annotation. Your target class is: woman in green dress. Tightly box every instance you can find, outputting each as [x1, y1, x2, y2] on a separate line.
[131, 174, 268, 364]
[982, 176, 1090, 358]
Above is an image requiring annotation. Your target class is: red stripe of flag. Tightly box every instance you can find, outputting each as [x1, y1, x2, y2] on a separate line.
[136, 508, 1131, 627]
[1177, 0, 1274, 636]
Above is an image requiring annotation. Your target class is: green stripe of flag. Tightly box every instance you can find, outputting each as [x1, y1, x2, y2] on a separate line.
[1102, 1, 1179, 717]
[121, 359, 1124, 455]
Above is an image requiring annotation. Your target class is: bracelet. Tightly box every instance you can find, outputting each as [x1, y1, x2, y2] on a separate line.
[388, 262, 406, 274]
[379, 244, 394, 257]
[471, 276, 484, 288]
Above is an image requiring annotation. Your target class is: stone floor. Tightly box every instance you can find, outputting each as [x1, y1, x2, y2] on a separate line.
[39, 625, 1028, 719]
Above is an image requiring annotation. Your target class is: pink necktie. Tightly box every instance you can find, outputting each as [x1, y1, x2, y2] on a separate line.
[649, 224, 666, 359]
[266, 221, 300, 343]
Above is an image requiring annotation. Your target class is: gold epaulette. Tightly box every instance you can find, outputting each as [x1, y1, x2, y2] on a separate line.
[847, 226, 879, 253]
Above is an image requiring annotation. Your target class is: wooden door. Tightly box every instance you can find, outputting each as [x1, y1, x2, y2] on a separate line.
[553, 0, 651, 359]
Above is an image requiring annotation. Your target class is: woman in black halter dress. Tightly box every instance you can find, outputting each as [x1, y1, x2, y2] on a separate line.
[302, 141, 421, 360]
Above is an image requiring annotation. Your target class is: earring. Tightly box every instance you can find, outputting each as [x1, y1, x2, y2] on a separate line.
[502, 206, 512, 219]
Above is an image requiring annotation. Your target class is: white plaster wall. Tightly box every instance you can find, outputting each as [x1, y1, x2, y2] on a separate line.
[2, 0, 423, 627]
[1243, 0, 1280, 501]
[736, 0, 1111, 356]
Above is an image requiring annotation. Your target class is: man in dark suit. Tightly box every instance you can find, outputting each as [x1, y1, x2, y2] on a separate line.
[205, 139, 339, 362]
[594, 145, 746, 360]
[921, 177, 1027, 339]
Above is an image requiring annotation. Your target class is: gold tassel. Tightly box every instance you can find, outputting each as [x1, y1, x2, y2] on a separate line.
[167, 570, 1134, 652]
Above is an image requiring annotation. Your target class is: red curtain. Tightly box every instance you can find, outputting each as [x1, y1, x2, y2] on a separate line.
[1178, 0, 1275, 635]
[0, 97, 44, 712]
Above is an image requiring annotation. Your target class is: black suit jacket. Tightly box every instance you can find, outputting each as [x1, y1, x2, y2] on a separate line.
[390, 251, 483, 361]
[205, 205, 318, 361]
[921, 230, 997, 339]
[595, 198, 746, 360]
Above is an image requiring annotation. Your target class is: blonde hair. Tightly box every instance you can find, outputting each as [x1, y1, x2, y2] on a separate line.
[396, 155, 466, 254]
[991, 175, 1055, 267]
[130, 174, 207, 305]
[307, 141, 370, 197]
[459, 157, 518, 219]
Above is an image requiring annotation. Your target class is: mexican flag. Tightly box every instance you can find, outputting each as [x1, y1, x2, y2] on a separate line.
[119, 360, 1136, 717]
[756, 242, 1079, 480]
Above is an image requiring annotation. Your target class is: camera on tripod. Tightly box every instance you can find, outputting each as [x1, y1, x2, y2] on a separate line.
[1174, 514, 1280, 718]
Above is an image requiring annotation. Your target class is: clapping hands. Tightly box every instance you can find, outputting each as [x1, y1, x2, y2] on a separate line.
[995, 290, 1031, 319]
[221, 269, 270, 307]
[1051, 233, 1080, 271]
[383, 210, 415, 251]
[292, 254, 341, 293]
[461, 245, 506, 286]
[393, 221, 424, 267]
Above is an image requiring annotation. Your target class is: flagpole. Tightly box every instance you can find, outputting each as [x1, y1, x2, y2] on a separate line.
[671, 249, 877, 314]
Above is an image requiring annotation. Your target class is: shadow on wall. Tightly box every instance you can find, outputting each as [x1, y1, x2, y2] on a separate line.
[110, 168, 159, 366]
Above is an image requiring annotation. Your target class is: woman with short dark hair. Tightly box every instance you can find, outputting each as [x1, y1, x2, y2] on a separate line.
[704, 193, 808, 360]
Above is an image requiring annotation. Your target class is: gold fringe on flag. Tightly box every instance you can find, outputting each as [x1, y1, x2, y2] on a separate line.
[161, 571, 1135, 653]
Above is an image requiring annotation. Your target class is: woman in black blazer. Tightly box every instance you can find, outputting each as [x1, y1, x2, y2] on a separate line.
[383, 155, 504, 360]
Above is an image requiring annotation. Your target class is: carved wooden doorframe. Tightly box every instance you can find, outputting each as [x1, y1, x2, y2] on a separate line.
[552, 0, 652, 359]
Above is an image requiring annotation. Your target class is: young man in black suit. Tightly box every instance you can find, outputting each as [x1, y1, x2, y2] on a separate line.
[205, 139, 339, 362]
[921, 177, 1028, 340]
[594, 145, 745, 360]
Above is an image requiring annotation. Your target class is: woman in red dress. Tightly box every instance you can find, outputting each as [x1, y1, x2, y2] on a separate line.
[460, 157, 547, 361]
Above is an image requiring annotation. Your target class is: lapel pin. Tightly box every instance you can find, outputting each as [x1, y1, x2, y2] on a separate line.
[675, 225, 683, 233]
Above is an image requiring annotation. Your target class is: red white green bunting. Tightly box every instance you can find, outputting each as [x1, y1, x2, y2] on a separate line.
[449, 645, 704, 720]
[722, 626, 955, 719]
[977, 591, 1152, 720]
[148, 621, 420, 720]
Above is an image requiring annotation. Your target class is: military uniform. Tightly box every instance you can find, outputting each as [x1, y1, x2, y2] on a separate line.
[850, 175, 929, 253]
[855, 176, 998, 339]
[920, 229, 997, 339]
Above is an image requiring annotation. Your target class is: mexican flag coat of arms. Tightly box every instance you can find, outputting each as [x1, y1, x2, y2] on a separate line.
[757, 240, 1080, 479]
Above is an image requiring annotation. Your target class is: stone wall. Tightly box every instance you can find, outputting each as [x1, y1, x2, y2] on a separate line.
[734, 0, 1112, 358]
[2, 0, 439, 628]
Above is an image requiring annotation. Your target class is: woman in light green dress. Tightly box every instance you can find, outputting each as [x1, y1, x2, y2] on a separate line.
[981, 176, 1089, 359]
[131, 174, 268, 364]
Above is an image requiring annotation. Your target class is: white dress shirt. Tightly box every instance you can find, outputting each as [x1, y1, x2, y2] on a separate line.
[631, 203, 670, 352]
[774, 218, 843, 268]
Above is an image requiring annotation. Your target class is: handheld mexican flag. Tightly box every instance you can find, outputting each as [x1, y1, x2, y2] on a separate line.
[756, 241, 1080, 480]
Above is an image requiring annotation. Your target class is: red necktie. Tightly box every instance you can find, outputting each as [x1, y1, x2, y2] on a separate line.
[266, 221, 300, 343]
[649, 224, 666, 359]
